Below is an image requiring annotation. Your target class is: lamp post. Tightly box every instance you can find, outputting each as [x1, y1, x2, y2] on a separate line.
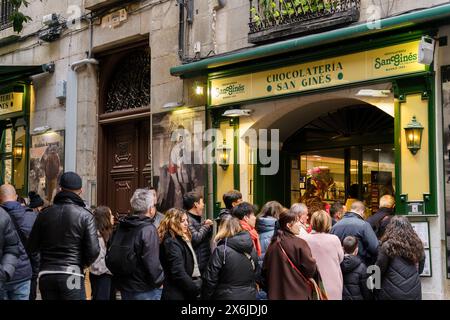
[404, 116, 424, 155]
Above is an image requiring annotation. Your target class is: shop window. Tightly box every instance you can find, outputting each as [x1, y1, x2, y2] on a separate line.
[0, 125, 27, 194]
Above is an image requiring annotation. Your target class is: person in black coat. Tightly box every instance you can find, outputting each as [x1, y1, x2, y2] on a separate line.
[0, 208, 20, 298]
[183, 192, 212, 275]
[159, 208, 202, 300]
[367, 195, 395, 239]
[375, 216, 425, 300]
[340, 236, 372, 300]
[28, 172, 100, 300]
[0, 184, 39, 300]
[330, 201, 379, 265]
[107, 189, 164, 300]
[202, 215, 259, 300]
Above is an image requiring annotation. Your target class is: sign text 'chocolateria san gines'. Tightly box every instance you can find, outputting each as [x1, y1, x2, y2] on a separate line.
[209, 41, 426, 106]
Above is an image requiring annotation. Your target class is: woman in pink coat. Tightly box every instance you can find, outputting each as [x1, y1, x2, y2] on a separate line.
[300, 210, 344, 300]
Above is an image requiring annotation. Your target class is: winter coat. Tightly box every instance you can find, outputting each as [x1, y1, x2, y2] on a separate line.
[0, 209, 20, 290]
[202, 231, 259, 300]
[262, 231, 317, 300]
[110, 215, 164, 292]
[256, 216, 277, 265]
[300, 232, 344, 300]
[187, 212, 212, 274]
[330, 212, 379, 265]
[375, 243, 425, 300]
[341, 254, 372, 300]
[1, 201, 38, 283]
[367, 207, 393, 239]
[160, 233, 202, 300]
[28, 191, 100, 273]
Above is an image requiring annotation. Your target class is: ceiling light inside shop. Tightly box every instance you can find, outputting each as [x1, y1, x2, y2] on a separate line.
[356, 89, 391, 97]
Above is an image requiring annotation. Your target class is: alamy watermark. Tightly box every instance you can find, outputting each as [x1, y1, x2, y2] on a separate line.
[155, 121, 280, 176]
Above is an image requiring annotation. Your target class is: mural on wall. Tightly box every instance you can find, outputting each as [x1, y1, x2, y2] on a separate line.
[442, 66, 450, 278]
[152, 107, 205, 213]
[29, 130, 65, 203]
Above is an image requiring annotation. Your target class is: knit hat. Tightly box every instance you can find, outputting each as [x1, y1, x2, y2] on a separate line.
[28, 191, 44, 209]
[59, 171, 82, 190]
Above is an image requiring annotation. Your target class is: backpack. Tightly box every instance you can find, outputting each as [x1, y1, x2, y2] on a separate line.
[105, 223, 147, 276]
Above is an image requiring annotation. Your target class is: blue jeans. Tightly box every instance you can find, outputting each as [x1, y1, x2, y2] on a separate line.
[3, 280, 31, 300]
[121, 288, 162, 300]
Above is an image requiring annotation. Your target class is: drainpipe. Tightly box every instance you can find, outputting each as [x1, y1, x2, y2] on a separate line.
[65, 15, 99, 172]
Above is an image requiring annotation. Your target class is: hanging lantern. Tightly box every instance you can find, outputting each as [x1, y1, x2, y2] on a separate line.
[217, 139, 231, 170]
[13, 142, 24, 160]
[404, 116, 424, 155]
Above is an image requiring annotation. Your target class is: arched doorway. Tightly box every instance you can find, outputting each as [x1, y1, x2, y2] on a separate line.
[97, 42, 151, 217]
[283, 104, 394, 214]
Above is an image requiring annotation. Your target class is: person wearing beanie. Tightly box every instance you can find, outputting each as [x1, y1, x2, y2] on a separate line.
[28, 171, 100, 300]
[28, 192, 44, 212]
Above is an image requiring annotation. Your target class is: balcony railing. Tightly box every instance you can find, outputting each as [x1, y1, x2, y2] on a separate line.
[249, 0, 361, 44]
[0, 0, 12, 31]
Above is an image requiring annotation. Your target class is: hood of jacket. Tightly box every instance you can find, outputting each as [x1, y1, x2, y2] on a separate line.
[256, 216, 277, 233]
[119, 214, 153, 230]
[219, 231, 254, 255]
[341, 254, 363, 274]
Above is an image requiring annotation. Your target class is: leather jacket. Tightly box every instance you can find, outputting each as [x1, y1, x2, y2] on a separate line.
[28, 191, 100, 273]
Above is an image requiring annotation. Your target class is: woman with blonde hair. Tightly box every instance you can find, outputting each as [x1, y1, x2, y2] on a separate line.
[158, 208, 202, 300]
[300, 210, 344, 300]
[202, 215, 259, 300]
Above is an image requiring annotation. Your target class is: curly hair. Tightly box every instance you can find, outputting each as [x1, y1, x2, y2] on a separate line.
[380, 216, 424, 263]
[157, 208, 191, 242]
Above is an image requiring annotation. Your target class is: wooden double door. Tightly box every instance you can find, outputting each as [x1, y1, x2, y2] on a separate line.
[101, 119, 151, 216]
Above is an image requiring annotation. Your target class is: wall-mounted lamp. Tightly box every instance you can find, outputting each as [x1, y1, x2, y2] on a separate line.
[404, 116, 424, 155]
[13, 142, 24, 160]
[217, 139, 231, 170]
[194, 81, 205, 96]
[222, 109, 252, 117]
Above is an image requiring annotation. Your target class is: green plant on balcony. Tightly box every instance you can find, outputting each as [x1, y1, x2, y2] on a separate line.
[9, 0, 32, 33]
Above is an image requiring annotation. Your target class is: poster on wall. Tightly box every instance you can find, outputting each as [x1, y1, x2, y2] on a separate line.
[442, 66, 450, 278]
[152, 107, 206, 213]
[29, 130, 65, 203]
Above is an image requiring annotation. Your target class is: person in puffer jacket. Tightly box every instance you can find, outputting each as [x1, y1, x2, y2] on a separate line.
[340, 236, 372, 300]
[202, 215, 259, 300]
[375, 216, 425, 300]
[256, 201, 285, 266]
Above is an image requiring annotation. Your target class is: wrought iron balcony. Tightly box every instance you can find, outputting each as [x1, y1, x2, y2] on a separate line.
[248, 0, 361, 44]
[0, 0, 12, 31]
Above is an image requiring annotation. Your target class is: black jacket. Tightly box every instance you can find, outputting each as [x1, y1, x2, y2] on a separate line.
[111, 215, 164, 292]
[28, 191, 100, 272]
[160, 233, 201, 300]
[1, 201, 38, 283]
[367, 207, 393, 239]
[341, 254, 372, 300]
[331, 212, 379, 265]
[0, 209, 20, 290]
[202, 231, 259, 300]
[187, 212, 212, 274]
[375, 244, 425, 300]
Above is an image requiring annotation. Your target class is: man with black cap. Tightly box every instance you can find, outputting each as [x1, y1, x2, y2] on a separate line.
[28, 171, 100, 300]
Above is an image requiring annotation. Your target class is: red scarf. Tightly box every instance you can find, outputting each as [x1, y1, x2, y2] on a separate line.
[240, 220, 262, 257]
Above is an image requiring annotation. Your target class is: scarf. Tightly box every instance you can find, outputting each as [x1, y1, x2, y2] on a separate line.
[53, 190, 86, 207]
[240, 220, 262, 257]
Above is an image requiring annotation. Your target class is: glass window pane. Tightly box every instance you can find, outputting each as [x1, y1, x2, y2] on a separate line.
[4, 128, 12, 153]
[4, 158, 12, 184]
[14, 127, 26, 193]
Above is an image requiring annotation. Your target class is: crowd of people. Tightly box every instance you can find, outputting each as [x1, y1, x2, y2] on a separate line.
[0, 171, 426, 300]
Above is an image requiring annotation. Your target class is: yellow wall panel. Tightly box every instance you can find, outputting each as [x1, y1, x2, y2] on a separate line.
[400, 94, 429, 201]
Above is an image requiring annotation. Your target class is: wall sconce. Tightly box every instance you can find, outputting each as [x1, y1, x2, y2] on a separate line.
[404, 116, 424, 155]
[217, 139, 231, 170]
[194, 81, 205, 96]
[13, 142, 24, 160]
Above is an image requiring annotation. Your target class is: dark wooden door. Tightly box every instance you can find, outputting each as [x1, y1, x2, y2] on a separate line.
[105, 120, 151, 216]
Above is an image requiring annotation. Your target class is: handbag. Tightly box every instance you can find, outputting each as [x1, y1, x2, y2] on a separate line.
[278, 242, 328, 300]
